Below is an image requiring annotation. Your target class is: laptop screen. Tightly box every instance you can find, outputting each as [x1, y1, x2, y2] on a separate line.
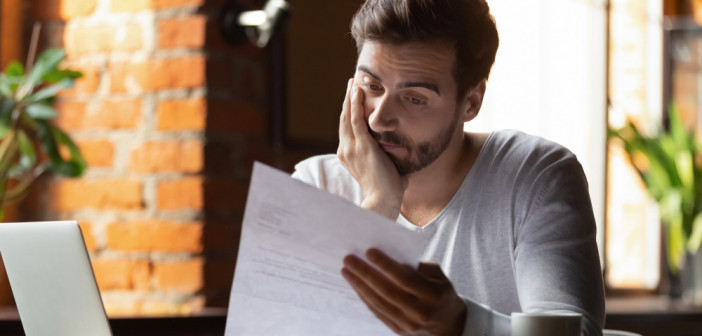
[0, 221, 112, 336]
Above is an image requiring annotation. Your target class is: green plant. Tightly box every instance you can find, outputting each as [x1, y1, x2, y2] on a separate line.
[609, 106, 702, 274]
[0, 48, 86, 219]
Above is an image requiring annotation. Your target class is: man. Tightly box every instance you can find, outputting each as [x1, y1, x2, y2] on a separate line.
[291, 0, 605, 335]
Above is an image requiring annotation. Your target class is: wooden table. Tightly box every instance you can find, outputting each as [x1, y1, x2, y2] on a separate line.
[2, 297, 701, 336]
[0, 307, 227, 336]
[605, 296, 702, 336]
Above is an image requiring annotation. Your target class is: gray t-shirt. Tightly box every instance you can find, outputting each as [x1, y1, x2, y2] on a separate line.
[292, 129, 605, 336]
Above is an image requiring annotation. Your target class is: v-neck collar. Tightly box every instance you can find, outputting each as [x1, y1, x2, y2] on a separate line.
[395, 131, 496, 232]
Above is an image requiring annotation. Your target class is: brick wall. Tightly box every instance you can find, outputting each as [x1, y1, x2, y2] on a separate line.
[6, 0, 315, 315]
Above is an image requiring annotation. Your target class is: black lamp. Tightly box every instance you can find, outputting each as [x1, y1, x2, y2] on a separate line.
[220, 0, 291, 48]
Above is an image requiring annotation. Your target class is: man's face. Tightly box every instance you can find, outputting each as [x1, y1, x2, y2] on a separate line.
[353, 41, 463, 174]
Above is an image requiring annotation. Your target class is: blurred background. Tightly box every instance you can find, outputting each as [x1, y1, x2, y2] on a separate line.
[0, 0, 699, 327]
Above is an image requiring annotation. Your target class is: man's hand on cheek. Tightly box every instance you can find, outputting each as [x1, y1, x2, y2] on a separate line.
[337, 78, 408, 220]
[341, 248, 467, 336]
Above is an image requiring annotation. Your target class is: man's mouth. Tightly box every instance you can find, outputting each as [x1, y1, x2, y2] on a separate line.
[377, 141, 405, 153]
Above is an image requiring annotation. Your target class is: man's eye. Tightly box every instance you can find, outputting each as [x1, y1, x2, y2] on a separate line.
[408, 97, 425, 105]
[367, 84, 381, 91]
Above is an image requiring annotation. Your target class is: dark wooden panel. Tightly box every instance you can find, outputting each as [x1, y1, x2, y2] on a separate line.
[284, 0, 359, 148]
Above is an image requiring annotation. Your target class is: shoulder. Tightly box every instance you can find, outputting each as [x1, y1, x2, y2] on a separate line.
[485, 129, 576, 167]
[477, 130, 587, 203]
[480, 130, 581, 181]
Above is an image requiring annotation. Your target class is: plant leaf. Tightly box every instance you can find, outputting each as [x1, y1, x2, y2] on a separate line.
[25, 103, 58, 119]
[29, 79, 74, 103]
[24, 49, 65, 92]
[666, 213, 686, 274]
[42, 69, 82, 84]
[37, 121, 86, 178]
[0, 97, 15, 118]
[4, 61, 24, 77]
[0, 130, 18, 179]
[17, 130, 36, 171]
[0, 74, 12, 97]
[51, 125, 86, 177]
[688, 214, 702, 253]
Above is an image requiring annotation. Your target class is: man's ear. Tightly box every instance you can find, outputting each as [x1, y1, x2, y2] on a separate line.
[459, 80, 486, 123]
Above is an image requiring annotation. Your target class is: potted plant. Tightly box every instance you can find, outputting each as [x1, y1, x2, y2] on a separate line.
[0, 47, 86, 306]
[609, 105, 702, 304]
[0, 48, 87, 217]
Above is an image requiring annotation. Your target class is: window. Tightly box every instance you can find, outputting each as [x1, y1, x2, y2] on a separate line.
[468, 0, 608, 261]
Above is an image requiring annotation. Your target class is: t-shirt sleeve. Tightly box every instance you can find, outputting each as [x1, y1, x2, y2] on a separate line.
[512, 157, 605, 336]
[291, 163, 316, 185]
[290, 156, 326, 188]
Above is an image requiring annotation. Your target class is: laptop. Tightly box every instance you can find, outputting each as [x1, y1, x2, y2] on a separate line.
[0, 221, 112, 336]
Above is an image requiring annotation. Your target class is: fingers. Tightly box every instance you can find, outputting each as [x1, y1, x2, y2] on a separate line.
[366, 249, 441, 300]
[341, 267, 415, 333]
[343, 254, 432, 323]
[343, 254, 418, 306]
[339, 78, 354, 142]
[343, 251, 467, 336]
[349, 82, 371, 141]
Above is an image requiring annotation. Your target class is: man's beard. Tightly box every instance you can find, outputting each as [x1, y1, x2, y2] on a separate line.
[369, 112, 459, 174]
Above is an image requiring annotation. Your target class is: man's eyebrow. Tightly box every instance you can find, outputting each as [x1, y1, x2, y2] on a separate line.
[357, 65, 441, 96]
[357, 66, 382, 82]
[398, 81, 441, 96]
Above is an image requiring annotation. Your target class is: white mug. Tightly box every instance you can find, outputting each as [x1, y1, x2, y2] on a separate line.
[511, 312, 583, 336]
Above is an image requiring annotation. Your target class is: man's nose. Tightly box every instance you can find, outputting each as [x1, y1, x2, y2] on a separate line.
[367, 94, 397, 133]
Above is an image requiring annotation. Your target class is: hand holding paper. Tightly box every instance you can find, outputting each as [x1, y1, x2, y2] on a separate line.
[225, 163, 425, 336]
[342, 249, 467, 335]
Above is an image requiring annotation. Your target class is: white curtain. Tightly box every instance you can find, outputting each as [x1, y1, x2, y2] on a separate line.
[468, 0, 609, 257]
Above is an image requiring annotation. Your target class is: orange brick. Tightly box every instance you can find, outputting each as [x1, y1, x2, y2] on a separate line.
[91, 99, 142, 129]
[58, 99, 141, 130]
[55, 100, 88, 131]
[49, 179, 143, 211]
[156, 177, 203, 210]
[130, 140, 203, 173]
[59, 65, 100, 96]
[153, 258, 203, 293]
[106, 220, 203, 253]
[158, 16, 206, 49]
[92, 259, 151, 291]
[109, 63, 128, 93]
[74, 139, 114, 167]
[65, 23, 142, 56]
[78, 221, 97, 252]
[156, 98, 206, 131]
[111, 57, 205, 92]
[112, 0, 204, 12]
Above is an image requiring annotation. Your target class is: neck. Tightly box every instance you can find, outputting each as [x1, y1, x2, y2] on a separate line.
[400, 130, 484, 225]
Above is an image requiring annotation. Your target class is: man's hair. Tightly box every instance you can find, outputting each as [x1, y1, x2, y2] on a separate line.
[350, 0, 499, 101]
